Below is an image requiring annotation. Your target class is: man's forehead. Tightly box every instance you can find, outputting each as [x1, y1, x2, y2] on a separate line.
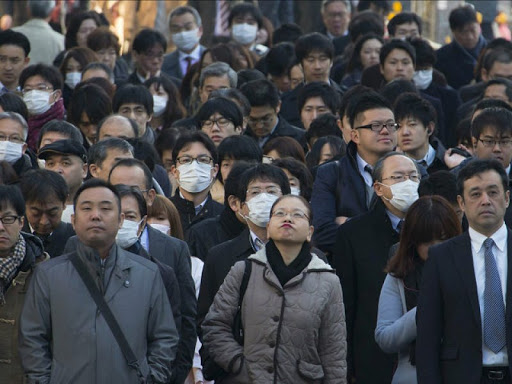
[77, 186, 115, 202]
[358, 108, 394, 122]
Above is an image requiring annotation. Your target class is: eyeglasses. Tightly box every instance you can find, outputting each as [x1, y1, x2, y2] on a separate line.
[247, 186, 282, 198]
[381, 174, 420, 183]
[248, 114, 274, 126]
[22, 84, 53, 94]
[0, 134, 24, 144]
[176, 155, 213, 165]
[201, 118, 232, 129]
[356, 122, 400, 132]
[478, 138, 512, 148]
[0, 215, 20, 224]
[272, 209, 309, 221]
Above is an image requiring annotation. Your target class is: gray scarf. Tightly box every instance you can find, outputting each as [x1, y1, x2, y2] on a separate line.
[0, 234, 26, 305]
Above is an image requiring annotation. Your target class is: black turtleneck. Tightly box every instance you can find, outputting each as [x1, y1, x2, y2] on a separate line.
[266, 239, 312, 287]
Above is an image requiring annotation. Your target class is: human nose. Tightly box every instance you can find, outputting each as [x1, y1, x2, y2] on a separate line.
[493, 141, 503, 151]
[39, 213, 50, 226]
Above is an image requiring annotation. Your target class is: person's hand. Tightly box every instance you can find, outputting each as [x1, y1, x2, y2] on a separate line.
[444, 148, 467, 169]
[335, 216, 348, 225]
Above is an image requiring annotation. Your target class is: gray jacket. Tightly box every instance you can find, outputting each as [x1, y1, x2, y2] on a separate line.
[202, 247, 347, 384]
[19, 241, 178, 384]
[375, 274, 417, 384]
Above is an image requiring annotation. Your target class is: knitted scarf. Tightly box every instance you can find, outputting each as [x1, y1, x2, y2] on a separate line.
[0, 234, 26, 305]
[27, 98, 65, 151]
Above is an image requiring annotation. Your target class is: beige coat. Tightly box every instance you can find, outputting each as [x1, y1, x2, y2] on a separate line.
[202, 247, 347, 384]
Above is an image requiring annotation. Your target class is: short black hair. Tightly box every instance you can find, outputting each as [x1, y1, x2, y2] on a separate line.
[154, 127, 183, 161]
[394, 93, 437, 134]
[196, 97, 243, 129]
[273, 157, 314, 201]
[113, 84, 153, 115]
[471, 107, 512, 139]
[418, 170, 458, 205]
[449, 5, 478, 31]
[223, 161, 254, 206]
[88, 138, 134, 167]
[73, 178, 121, 213]
[273, 23, 303, 45]
[218, 135, 262, 182]
[484, 78, 512, 102]
[109, 158, 154, 191]
[0, 93, 29, 122]
[339, 84, 373, 118]
[209, 88, 251, 117]
[115, 184, 147, 218]
[379, 39, 416, 67]
[348, 10, 385, 42]
[349, 91, 392, 128]
[456, 117, 472, 147]
[126, 138, 160, 172]
[228, 3, 263, 29]
[68, 84, 112, 127]
[472, 98, 512, 117]
[0, 29, 30, 56]
[481, 47, 512, 75]
[82, 62, 115, 83]
[240, 79, 280, 109]
[65, 11, 101, 50]
[172, 131, 218, 165]
[237, 69, 266, 89]
[20, 169, 68, 205]
[265, 42, 296, 77]
[306, 113, 344, 145]
[237, 164, 291, 203]
[132, 28, 167, 53]
[380, 79, 417, 106]
[295, 32, 334, 63]
[357, 0, 390, 13]
[0, 184, 25, 216]
[457, 159, 508, 197]
[408, 37, 436, 68]
[38, 120, 83, 149]
[19, 63, 63, 91]
[388, 12, 422, 37]
[297, 82, 340, 116]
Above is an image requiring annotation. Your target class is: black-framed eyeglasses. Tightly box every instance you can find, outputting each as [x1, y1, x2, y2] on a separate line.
[478, 138, 512, 148]
[201, 117, 233, 129]
[0, 215, 20, 224]
[356, 122, 400, 132]
[176, 155, 213, 165]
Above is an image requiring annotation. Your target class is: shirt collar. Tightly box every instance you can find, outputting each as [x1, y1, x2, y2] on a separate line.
[418, 144, 436, 166]
[179, 190, 209, 215]
[385, 209, 402, 232]
[506, 164, 511, 176]
[249, 230, 265, 251]
[178, 44, 201, 60]
[469, 222, 508, 254]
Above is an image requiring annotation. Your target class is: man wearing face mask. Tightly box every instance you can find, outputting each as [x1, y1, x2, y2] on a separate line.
[332, 152, 420, 384]
[162, 6, 205, 80]
[19, 63, 65, 151]
[228, 3, 268, 59]
[170, 131, 224, 237]
[0, 112, 37, 178]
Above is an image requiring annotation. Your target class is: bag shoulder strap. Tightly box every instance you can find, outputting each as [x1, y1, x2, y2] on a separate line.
[238, 259, 252, 307]
[70, 254, 145, 382]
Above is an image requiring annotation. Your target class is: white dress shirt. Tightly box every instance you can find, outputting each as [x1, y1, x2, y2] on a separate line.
[179, 44, 202, 77]
[356, 153, 373, 188]
[469, 223, 509, 366]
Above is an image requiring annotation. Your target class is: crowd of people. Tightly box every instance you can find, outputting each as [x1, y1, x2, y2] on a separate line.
[1, 0, 512, 383]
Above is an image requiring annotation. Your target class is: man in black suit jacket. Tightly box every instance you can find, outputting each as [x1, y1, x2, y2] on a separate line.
[332, 152, 421, 383]
[417, 159, 512, 383]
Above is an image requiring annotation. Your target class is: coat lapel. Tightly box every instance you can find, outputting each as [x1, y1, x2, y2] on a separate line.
[452, 232, 481, 327]
[104, 247, 134, 303]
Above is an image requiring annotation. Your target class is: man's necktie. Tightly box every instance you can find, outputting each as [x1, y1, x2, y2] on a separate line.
[397, 220, 404, 234]
[483, 238, 507, 354]
[184, 57, 193, 76]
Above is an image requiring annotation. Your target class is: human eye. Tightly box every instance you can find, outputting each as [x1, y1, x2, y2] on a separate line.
[45, 160, 55, 167]
[305, 57, 315, 63]
[371, 122, 383, 131]
[178, 156, 192, 165]
[62, 160, 71, 167]
[267, 187, 281, 195]
[0, 56, 6, 63]
[197, 155, 212, 164]
[135, 108, 145, 115]
[273, 210, 285, 218]
[470, 191, 481, 199]
[292, 211, 306, 219]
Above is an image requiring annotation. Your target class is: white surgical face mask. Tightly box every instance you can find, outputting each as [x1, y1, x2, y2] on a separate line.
[172, 29, 200, 52]
[290, 186, 301, 196]
[65, 72, 82, 89]
[246, 192, 279, 227]
[178, 161, 213, 193]
[153, 95, 168, 117]
[116, 219, 142, 248]
[381, 179, 419, 212]
[412, 69, 433, 90]
[232, 23, 258, 45]
[149, 223, 170, 235]
[0, 141, 23, 164]
[23, 90, 54, 115]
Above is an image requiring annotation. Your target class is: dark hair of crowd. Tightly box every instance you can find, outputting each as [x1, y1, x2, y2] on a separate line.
[113, 84, 153, 116]
[388, 12, 423, 37]
[394, 93, 437, 138]
[109, 157, 154, 191]
[240, 78, 280, 109]
[115, 184, 147, 218]
[20, 169, 69, 205]
[263, 137, 306, 164]
[0, 29, 30, 56]
[471, 107, 512, 140]
[306, 135, 346, 169]
[172, 131, 218, 165]
[0, 184, 25, 217]
[456, 159, 509, 197]
[237, 164, 291, 203]
[298, 82, 340, 116]
[273, 157, 314, 201]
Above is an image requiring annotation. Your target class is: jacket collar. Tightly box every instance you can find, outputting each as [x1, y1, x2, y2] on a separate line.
[248, 246, 333, 272]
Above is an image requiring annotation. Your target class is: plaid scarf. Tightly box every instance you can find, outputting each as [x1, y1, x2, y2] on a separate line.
[0, 234, 26, 305]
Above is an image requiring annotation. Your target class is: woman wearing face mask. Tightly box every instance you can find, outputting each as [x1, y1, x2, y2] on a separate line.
[59, 47, 98, 109]
[273, 157, 314, 202]
[144, 76, 186, 131]
[202, 195, 347, 383]
[147, 194, 185, 240]
[342, 34, 384, 91]
[375, 196, 462, 384]
[20, 64, 66, 151]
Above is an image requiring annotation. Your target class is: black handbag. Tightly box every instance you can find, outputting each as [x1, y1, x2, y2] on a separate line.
[202, 259, 252, 380]
[70, 254, 148, 384]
